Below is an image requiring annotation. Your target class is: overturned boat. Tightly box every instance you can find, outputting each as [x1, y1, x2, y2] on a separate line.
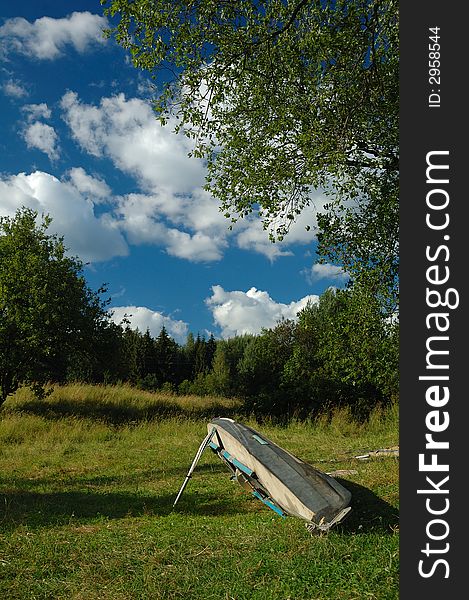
[174, 417, 352, 533]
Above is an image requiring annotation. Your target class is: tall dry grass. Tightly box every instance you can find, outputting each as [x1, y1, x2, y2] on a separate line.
[3, 383, 242, 424]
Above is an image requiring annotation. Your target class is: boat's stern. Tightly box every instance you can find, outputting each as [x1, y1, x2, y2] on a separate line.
[306, 505, 352, 534]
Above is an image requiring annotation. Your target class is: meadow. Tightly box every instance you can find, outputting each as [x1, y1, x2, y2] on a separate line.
[0, 385, 399, 599]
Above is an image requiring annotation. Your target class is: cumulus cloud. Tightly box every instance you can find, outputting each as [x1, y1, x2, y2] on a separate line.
[66, 167, 111, 203]
[235, 218, 294, 260]
[2, 78, 28, 98]
[303, 263, 349, 284]
[109, 306, 188, 343]
[113, 191, 227, 262]
[206, 285, 319, 338]
[60, 91, 205, 193]
[0, 12, 107, 60]
[22, 103, 52, 121]
[0, 170, 128, 262]
[22, 122, 59, 160]
[236, 197, 327, 261]
[61, 91, 231, 261]
[59, 90, 329, 263]
[164, 229, 226, 262]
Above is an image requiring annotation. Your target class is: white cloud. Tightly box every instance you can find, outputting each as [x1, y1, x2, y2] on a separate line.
[206, 285, 319, 338]
[66, 167, 111, 203]
[112, 191, 227, 262]
[60, 91, 205, 193]
[0, 171, 128, 263]
[303, 263, 349, 283]
[0, 12, 107, 60]
[236, 199, 326, 261]
[2, 78, 28, 98]
[165, 228, 226, 262]
[136, 74, 156, 97]
[61, 91, 231, 262]
[23, 122, 59, 160]
[22, 103, 51, 121]
[60, 91, 329, 263]
[235, 218, 294, 260]
[156, 187, 229, 235]
[109, 306, 188, 343]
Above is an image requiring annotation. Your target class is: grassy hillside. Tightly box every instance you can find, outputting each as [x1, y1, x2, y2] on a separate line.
[0, 385, 399, 599]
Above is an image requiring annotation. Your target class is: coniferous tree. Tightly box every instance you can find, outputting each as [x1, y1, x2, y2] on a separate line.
[183, 332, 196, 380]
[206, 334, 217, 371]
[154, 326, 179, 386]
[206, 344, 231, 396]
[193, 334, 207, 376]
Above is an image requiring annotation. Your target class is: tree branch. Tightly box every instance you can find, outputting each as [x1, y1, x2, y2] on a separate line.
[269, 0, 312, 41]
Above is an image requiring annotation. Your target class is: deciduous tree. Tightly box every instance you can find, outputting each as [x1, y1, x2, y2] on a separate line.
[103, 0, 399, 309]
[0, 208, 110, 404]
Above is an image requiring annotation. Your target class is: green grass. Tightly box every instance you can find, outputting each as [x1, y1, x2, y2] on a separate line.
[0, 385, 399, 599]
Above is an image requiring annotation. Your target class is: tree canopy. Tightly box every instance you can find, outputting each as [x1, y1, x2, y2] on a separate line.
[0, 208, 110, 404]
[103, 0, 399, 311]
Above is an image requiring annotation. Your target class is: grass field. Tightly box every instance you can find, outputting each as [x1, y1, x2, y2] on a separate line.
[0, 385, 399, 599]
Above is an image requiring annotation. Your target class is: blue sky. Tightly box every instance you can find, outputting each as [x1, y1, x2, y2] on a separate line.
[0, 0, 348, 343]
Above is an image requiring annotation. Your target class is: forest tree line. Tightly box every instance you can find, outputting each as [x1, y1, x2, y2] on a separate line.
[76, 286, 398, 420]
[1, 209, 397, 420]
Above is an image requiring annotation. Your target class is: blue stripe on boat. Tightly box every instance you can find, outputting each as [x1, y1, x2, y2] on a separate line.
[252, 491, 286, 518]
[220, 450, 254, 476]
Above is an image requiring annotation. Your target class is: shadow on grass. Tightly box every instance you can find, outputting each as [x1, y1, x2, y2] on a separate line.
[10, 398, 242, 425]
[0, 462, 228, 490]
[1, 478, 397, 535]
[335, 478, 399, 534]
[0, 487, 252, 531]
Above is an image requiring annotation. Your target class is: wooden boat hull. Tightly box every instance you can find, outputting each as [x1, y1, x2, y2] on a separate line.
[208, 418, 352, 531]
